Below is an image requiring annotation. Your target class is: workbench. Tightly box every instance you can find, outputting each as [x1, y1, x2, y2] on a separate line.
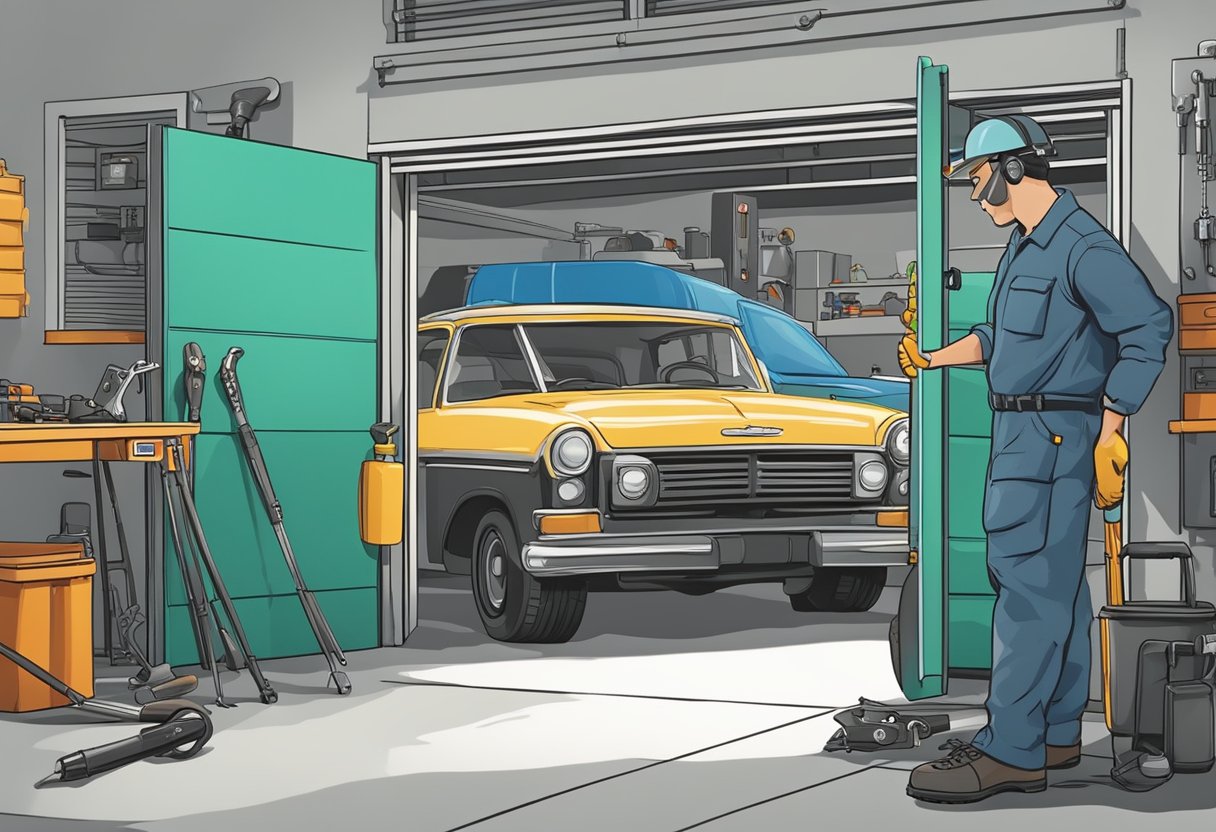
[0, 422, 201, 660]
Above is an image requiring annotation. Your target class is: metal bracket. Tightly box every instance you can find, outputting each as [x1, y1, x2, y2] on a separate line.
[944, 267, 963, 291]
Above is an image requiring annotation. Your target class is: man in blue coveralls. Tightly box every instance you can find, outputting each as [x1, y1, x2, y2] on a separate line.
[897, 115, 1173, 803]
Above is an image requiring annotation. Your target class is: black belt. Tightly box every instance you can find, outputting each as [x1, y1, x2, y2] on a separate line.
[989, 393, 1101, 414]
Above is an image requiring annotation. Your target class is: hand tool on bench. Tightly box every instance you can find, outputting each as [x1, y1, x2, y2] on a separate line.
[220, 346, 351, 696]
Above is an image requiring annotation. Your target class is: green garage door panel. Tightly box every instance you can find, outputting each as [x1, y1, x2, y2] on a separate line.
[162, 432, 377, 604]
[947, 437, 989, 540]
[163, 331, 376, 433]
[163, 129, 375, 250]
[948, 596, 995, 669]
[166, 587, 378, 665]
[948, 539, 991, 595]
[948, 371, 992, 438]
[160, 126, 378, 664]
[947, 273, 992, 330]
[165, 231, 376, 339]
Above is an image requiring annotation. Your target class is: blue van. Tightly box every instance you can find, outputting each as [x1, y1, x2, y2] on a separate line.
[465, 261, 909, 412]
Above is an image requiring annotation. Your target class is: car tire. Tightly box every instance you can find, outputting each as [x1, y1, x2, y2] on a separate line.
[471, 510, 587, 643]
[789, 567, 886, 613]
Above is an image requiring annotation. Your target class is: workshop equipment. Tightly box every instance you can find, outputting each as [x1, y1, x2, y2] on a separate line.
[711, 192, 759, 296]
[162, 437, 278, 706]
[36, 708, 213, 788]
[0, 158, 30, 318]
[0, 541, 95, 712]
[183, 342, 206, 423]
[824, 698, 986, 754]
[189, 77, 281, 139]
[220, 347, 351, 695]
[1099, 540, 1216, 734]
[91, 359, 159, 421]
[359, 422, 404, 546]
[0, 639, 211, 787]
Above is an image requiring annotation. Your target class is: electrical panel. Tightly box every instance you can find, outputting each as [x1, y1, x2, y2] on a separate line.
[710, 192, 758, 297]
[1174, 41, 1216, 527]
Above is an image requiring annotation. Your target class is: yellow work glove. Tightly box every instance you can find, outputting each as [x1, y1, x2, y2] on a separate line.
[897, 333, 930, 379]
[1094, 431, 1129, 510]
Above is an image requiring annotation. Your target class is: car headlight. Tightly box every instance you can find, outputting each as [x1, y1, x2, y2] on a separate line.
[617, 466, 650, 500]
[550, 430, 593, 476]
[611, 454, 657, 507]
[859, 459, 889, 492]
[886, 418, 910, 466]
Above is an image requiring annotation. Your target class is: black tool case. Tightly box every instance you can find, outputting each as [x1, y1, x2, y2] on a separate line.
[1099, 543, 1216, 736]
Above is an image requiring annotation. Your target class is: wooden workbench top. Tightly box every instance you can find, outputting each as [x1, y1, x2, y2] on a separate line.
[0, 422, 200, 442]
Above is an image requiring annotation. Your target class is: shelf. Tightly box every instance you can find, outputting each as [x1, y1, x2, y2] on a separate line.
[807, 316, 907, 337]
[816, 279, 909, 289]
[44, 329, 145, 345]
[1168, 419, 1216, 435]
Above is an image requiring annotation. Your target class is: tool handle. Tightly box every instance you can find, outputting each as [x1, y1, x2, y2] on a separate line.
[239, 424, 282, 521]
[51, 712, 212, 783]
[218, 347, 250, 427]
[1118, 542, 1198, 607]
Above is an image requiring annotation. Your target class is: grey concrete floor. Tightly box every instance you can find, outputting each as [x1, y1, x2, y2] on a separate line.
[1, 573, 1213, 831]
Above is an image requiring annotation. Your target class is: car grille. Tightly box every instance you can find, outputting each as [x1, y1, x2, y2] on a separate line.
[641, 450, 859, 509]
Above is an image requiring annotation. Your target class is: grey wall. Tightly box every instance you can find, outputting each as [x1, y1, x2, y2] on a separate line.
[0, 2, 1208, 611]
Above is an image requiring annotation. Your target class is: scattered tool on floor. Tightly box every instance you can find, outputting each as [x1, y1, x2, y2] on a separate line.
[220, 346, 351, 696]
[0, 638, 213, 787]
[161, 438, 278, 706]
[824, 698, 986, 754]
[36, 708, 213, 788]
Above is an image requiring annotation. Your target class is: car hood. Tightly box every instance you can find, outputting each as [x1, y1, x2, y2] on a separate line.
[523, 389, 901, 449]
[769, 372, 910, 411]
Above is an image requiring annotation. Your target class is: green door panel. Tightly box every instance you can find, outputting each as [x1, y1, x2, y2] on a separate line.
[948, 371, 993, 438]
[947, 596, 995, 669]
[160, 127, 379, 662]
[164, 330, 377, 433]
[162, 432, 377, 603]
[165, 230, 377, 339]
[165, 587, 379, 665]
[948, 539, 992, 595]
[947, 437, 989, 540]
[163, 130, 376, 251]
[903, 55, 949, 700]
[947, 273, 993, 330]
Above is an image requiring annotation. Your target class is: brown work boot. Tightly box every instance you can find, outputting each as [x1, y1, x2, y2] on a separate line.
[907, 740, 1047, 804]
[1046, 743, 1082, 770]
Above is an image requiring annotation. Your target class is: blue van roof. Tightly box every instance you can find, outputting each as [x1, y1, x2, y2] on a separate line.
[468, 261, 707, 311]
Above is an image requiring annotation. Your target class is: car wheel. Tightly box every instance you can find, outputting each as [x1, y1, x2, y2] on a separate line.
[789, 567, 886, 613]
[471, 510, 587, 643]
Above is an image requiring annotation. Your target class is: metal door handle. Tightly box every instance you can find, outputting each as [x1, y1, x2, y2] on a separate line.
[944, 268, 962, 291]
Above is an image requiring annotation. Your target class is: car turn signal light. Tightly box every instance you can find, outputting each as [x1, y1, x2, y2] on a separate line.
[876, 510, 909, 528]
[539, 512, 602, 535]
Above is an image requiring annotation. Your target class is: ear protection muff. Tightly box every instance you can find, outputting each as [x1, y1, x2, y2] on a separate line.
[975, 116, 1055, 205]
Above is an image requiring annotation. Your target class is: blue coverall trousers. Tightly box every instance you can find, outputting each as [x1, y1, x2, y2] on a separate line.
[969, 407, 1099, 771]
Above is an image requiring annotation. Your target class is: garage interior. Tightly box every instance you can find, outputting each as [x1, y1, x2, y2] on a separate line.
[1, 1, 1216, 830]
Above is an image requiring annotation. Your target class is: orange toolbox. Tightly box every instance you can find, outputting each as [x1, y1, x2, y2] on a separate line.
[0, 541, 95, 712]
[1179, 293, 1216, 351]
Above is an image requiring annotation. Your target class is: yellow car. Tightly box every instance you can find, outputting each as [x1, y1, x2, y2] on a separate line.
[419, 304, 910, 643]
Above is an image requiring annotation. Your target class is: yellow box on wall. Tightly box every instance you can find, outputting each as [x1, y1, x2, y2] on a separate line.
[0, 292, 29, 318]
[0, 193, 24, 222]
[0, 271, 24, 297]
[0, 221, 22, 248]
[0, 248, 21, 271]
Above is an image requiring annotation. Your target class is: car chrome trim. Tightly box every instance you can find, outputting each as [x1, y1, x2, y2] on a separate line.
[424, 463, 532, 473]
[421, 304, 738, 326]
[515, 324, 549, 394]
[610, 443, 886, 455]
[420, 449, 535, 463]
[721, 425, 784, 437]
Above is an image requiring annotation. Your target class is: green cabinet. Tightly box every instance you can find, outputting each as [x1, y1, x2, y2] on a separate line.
[155, 128, 378, 664]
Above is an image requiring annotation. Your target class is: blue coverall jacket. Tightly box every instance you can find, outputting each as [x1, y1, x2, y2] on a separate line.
[965, 188, 1172, 770]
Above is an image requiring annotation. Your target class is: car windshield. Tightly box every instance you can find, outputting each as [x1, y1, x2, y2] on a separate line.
[520, 321, 763, 392]
[740, 303, 847, 378]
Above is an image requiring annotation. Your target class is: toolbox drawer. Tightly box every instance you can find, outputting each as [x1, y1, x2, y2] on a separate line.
[1179, 294, 1216, 350]
[1184, 392, 1216, 419]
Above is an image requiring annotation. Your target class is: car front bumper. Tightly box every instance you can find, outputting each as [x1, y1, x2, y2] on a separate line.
[520, 519, 909, 578]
